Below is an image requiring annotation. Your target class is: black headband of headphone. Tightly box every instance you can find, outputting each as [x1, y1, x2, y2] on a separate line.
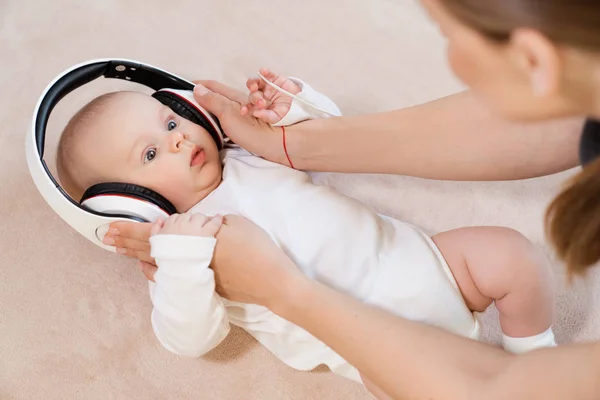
[36, 60, 195, 157]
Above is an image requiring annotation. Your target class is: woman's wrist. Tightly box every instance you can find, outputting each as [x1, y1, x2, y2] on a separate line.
[273, 120, 318, 170]
[265, 261, 314, 317]
[255, 125, 291, 166]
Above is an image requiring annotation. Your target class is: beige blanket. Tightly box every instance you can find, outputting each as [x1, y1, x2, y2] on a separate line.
[2, 0, 598, 398]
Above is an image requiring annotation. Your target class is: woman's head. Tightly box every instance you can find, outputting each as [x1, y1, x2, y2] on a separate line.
[421, 0, 600, 277]
[421, 0, 600, 121]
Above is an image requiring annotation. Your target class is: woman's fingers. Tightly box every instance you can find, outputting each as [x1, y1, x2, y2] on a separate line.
[104, 221, 154, 264]
[109, 221, 153, 242]
[139, 261, 157, 282]
[103, 233, 150, 252]
[193, 80, 247, 104]
[121, 246, 155, 265]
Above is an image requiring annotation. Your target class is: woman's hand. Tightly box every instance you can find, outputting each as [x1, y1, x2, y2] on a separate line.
[103, 221, 154, 264]
[105, 213, 223, 282]
[211, 215, 305, 307]
[192, 79, 284, 163]
[103, 221, 156, 281]
[140, 212, 223, 282]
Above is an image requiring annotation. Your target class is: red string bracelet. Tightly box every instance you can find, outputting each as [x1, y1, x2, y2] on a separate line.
[281, 126, 295, 169]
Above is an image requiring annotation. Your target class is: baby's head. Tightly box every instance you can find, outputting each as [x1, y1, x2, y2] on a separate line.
[56, 91, 223, 213]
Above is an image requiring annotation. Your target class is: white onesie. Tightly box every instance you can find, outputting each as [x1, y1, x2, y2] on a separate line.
[148, 78, 481, 383]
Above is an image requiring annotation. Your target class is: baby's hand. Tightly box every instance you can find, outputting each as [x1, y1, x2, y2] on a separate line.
[241, 67, 302, 124]
[151, 212, 223, 238]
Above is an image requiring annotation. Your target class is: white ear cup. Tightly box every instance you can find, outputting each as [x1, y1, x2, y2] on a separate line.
[81, 195, 170, 223]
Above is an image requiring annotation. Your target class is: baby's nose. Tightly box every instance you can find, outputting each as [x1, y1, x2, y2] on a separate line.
[168, 131, 187, 152]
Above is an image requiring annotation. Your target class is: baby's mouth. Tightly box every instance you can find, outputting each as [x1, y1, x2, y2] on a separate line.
[190, 146, 206, 167]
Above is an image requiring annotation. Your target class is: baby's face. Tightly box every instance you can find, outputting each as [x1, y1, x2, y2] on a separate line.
[80, 92, 222, 212]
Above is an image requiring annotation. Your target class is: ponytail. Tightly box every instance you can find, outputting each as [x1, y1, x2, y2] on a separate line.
[546, 158, 600, 277]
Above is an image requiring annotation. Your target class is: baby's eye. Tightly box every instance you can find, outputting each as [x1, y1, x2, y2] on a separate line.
[167, 119, 177, 131]
[144, 147, 157, 163]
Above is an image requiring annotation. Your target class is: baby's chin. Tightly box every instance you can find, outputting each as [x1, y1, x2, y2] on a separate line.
[173, 183, 220, 213]
[164, 163, 223, 213]
[174, 194, 206, 213]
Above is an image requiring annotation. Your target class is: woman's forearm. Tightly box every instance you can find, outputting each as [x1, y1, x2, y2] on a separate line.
[285, 90, 583, 180]
[274, 273, 600, 400]
[275, 275, 506, 399]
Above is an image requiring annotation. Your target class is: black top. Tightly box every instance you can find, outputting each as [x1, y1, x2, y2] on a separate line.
[579, 119, 600, 166]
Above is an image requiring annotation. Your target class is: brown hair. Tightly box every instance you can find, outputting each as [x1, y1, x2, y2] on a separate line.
[546, 159, 600, 277]
[441, 0, 600, 276]
[440, 0, 600, 50]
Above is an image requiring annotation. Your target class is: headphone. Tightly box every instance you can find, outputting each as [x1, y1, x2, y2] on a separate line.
[26, 59, 225, 251]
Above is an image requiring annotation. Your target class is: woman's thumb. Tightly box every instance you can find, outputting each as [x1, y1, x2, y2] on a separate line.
[139, 261, 157, 282]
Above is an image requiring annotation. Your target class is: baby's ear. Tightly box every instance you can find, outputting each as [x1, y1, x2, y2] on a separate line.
[62, 182, 85, 203]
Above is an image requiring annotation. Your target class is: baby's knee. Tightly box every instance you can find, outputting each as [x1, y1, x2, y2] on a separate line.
[494, 227, 554, 289]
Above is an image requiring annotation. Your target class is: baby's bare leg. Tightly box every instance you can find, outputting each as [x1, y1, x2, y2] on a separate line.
[432, 227, 556, 351]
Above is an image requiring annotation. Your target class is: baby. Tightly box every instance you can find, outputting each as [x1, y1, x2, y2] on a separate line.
[56, 69, 557, 384]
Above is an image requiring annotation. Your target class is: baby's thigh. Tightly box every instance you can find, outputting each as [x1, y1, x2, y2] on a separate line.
[432, 226, 546, 312]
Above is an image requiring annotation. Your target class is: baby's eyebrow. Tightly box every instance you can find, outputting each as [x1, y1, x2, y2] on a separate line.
[128, 136, 145, 164]
[160, 105, 171, 122]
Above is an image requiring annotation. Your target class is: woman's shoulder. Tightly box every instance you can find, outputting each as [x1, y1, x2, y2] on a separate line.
[579, 119, 600, 166]
[584, 118, 600, 129]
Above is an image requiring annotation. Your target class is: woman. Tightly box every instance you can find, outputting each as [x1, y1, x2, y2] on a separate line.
[107, 0, 600, 398]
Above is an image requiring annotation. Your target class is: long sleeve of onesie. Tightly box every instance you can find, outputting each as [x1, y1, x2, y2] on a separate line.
[148, 235, 230, 358]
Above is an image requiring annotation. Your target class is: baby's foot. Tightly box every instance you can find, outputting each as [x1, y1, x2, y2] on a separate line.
[241, 68, 302, 124]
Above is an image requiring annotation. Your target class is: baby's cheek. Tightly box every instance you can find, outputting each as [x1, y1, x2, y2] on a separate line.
[150, 176, 192, 210]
